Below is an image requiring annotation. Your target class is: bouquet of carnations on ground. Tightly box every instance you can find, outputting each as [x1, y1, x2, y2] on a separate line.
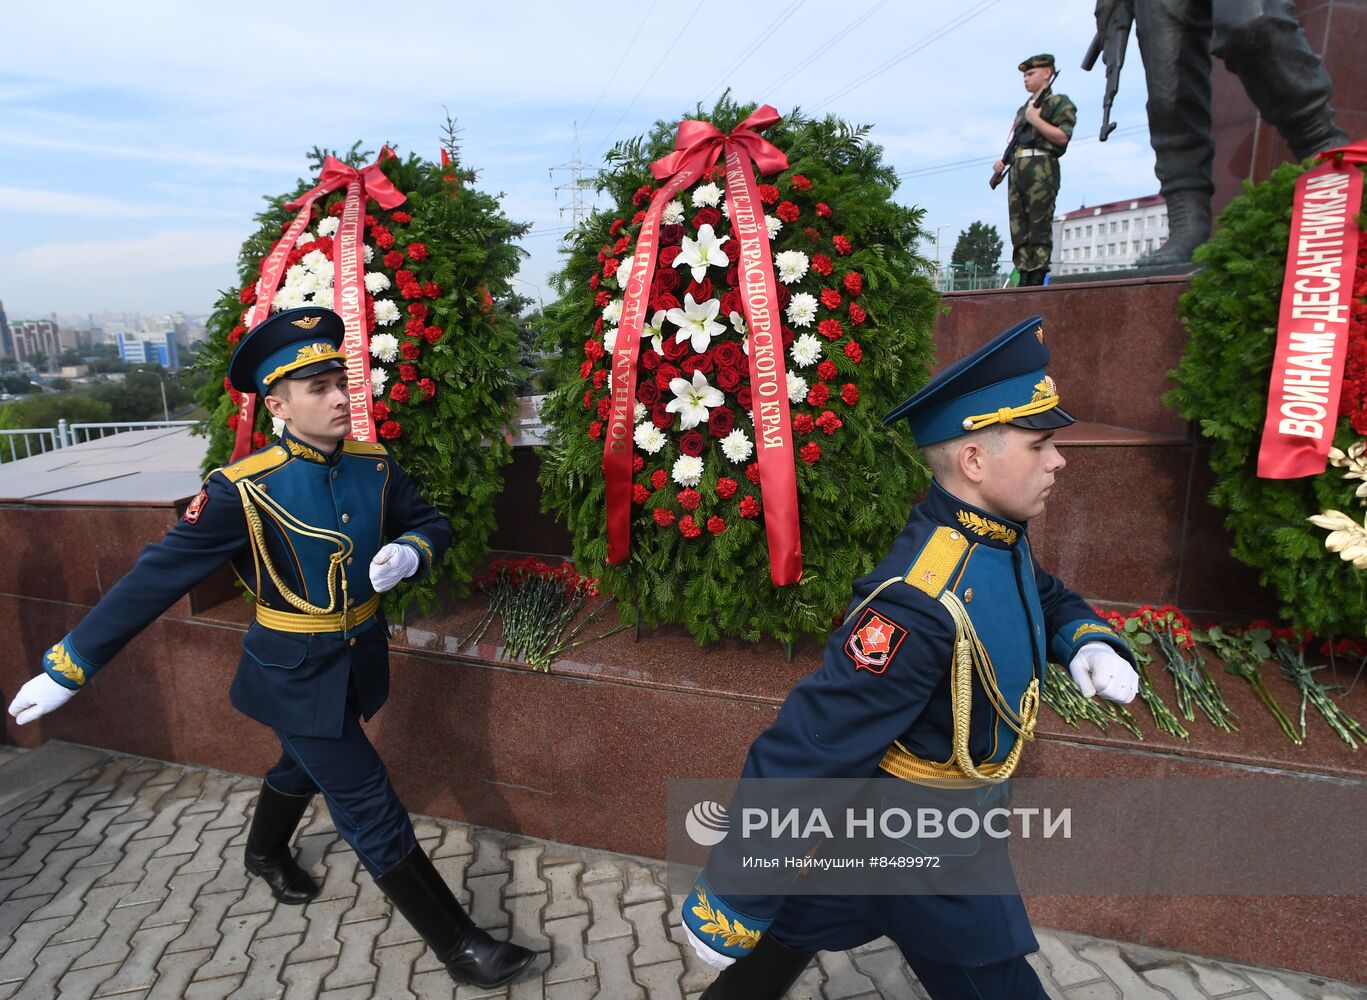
[537, 97, 939, 646]
[196, 138, 529, 617]
[1262, 624, 1367, 749]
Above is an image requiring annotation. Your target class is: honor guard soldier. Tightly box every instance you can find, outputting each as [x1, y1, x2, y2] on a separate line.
[682, 316, 1139, 999]
[8, 307, 535, 990]
[995, 54, 1076, 286]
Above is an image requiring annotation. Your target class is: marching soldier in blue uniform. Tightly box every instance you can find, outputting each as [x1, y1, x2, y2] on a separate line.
[683, 316, 1139, 999]
[7, 307, 534, 990]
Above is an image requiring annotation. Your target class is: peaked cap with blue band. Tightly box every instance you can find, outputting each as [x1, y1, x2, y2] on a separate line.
[882, 315, 1074, 445]
[228, 306, 348, 396]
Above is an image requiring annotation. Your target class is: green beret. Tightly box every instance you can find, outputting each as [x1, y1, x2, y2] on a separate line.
[1018, 53, 1055, 71]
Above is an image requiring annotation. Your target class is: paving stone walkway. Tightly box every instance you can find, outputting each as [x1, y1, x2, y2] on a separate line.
[0, 745, 1360, 999]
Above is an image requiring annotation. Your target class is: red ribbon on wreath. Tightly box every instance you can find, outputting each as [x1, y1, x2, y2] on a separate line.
[602, 106, 803, 585]
[231, 149, 406, 460]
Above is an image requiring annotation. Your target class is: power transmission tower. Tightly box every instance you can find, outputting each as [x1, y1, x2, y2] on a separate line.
[550, 122, 594, 227]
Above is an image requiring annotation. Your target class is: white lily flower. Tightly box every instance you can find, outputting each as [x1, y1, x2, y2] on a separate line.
[675, 224, 730, 282]
[672, 454, 704, 487]
[721, 428, 753, 464]
[649, 310, 669, 356]
[665, 294, 726, 354]
[730, 310, 750, 355]
[666, 369, 725, 431]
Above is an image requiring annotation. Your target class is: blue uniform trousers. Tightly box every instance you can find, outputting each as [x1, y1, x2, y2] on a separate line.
[265, 690, 416, 879]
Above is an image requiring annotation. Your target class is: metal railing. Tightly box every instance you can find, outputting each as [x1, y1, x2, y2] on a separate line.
[0, 419, 199, 463]
[0, 427, 61, 463]
[62, 419, 198, 447]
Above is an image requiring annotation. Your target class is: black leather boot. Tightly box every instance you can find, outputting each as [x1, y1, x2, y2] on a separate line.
[244, 781, 321, 905]
[1137, 190, 1210, 268]
[701, 933, 815, 999]
[375, 846, 535, 988]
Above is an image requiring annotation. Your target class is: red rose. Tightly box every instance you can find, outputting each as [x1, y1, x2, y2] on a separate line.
[407, 303, 429, 321]
[678, 487, 701, 510]
[659, 246, 682, 268]
[678, 514, 702, 539]
[372, 401, 391, 422]
[390, 383, 411, 404]
[654, 268, 681, 292]
[425, 325, 445, 345]
[661, 336, 688, 362]
[588, 421, 603, 439]
[632, 483, 650, 505]
[745, 462, 761, 484]
[708, 406, 734, 438]
[407, 242, 429, 262]
[800, 441, 822, 465]
[849, 302, 867, 325]
[793, 413, 815, 434]
[375, 230, 396, 249]
[679, 430, 705, 457]
[391, 211, 412, 224]
[379, 419, 402, 440]
[758, 184, 780, 204]
[842, 383, 860, 406]
[693, 207, 721, 229]
[399, 364, 418, 382]
[651, 292, 681, 314]
[775, 284, 792, 310]
[641, 349, 661, 371]
[807, 382, 830, 406]
[685, 277, 713, 302]
[776, 201, 800, 223]
[716, 476, 738, 499]
[815, 203, 832, 218]
[720, 290, 743, 319]
[737, 386, 753, 410]
[712, 341, 742, 368]
[401, 341, 420, 361]
[781, 325, 795, 350]
[844, 339, 863, 363]
[820, 288, 842, 310]
[384, 250, 404, 269]
[654, 508, 676, 527]
[651, 469, 669, 490]
[656, 362, 680, 390]
[716, 366, 742, 393]
[638, 381, 661, 406]
[727, 265, 739, 287]
[681, 353, 714, 376]
[817, 360, 837, 382]
[812, 253, 833, 277]
[660, 224, 684, 245]
[818, 319, 843, 341]
[707, 515, 727, 536]
[652, 405, 674, 429]
[740, 495, 761, 518]
[843, 271, 863, 296]
[722, 240, 742, 262]
[790, 174, 813, 191]
[833, 235, 853, 256]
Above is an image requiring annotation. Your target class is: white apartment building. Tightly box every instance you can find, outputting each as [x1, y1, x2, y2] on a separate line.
[1051, 194, 1168, 275]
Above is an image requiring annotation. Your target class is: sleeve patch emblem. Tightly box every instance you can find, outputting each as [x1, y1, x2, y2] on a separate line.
[184, 489, 209, 524]
[845, 608, 908, 675]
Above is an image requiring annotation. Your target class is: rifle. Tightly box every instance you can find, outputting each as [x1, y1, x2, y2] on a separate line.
[989, 71, 1057, 190]
[1082, 0, 1133, 141]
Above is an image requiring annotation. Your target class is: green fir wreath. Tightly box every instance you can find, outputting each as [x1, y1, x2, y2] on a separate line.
[537, 98, 939, 646]
[194, 141, 528, 617]
[1170, 158, 1367, 636]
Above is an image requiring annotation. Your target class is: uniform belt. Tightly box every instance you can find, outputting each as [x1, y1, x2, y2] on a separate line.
[255, 593, 381, 634]
[878, 742, 1008, 787]
[1015, 148, 1051, 158]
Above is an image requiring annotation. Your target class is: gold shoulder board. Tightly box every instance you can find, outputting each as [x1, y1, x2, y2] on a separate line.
[903, 526, 970, 598]
[343, 439, 388, 457]
[217, 445, 290, 483]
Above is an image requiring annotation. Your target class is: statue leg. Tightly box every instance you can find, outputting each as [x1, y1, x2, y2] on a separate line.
[1211, 0, 1347, 160]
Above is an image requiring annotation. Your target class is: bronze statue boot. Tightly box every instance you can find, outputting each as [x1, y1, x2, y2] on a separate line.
[1136, 190, 1211, 268]
[375, 846, 535, 988]
[701, 933, 815, 999]
[243, 781, 321, 905]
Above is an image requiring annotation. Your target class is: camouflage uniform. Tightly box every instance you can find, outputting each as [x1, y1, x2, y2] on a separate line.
[1006, 56, 1076, 283]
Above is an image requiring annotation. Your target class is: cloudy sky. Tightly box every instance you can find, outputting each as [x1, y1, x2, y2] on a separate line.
[0, 0, 1157, 319]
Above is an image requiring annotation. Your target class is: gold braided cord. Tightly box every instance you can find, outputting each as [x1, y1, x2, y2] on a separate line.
[257, 594, 380, 633]
[262, 350, 347, 387]
[960, 394, 1060, 432]
[845, 577, 906, 623]
[237, 479, 353, 616]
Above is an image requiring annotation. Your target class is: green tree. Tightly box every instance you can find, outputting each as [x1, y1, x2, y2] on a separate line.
[0, 393, 112, 429]
[951, 221, 1005, 273]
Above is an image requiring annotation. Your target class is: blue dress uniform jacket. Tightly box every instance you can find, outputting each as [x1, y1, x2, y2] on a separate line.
[685, 480, 1132, 968]
[40, 429, 451, 739]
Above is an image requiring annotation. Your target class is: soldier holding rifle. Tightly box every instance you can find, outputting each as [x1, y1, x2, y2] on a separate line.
[993, 55, 1076, 287]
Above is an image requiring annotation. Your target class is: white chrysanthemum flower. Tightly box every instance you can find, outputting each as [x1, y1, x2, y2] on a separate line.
[666, 369, 725, 431]
[370, 367, 389, 395]
[369, 333, 399, 363]
[720, 428, 753, 464]
[786, 292, 818, 328]
[317, 217, 339, 237]
[272, 416, 286, 436]
[283, 262, 311, 287]
[766, 215, 782, 239]
[311, 261, 335, 287]
[272, 285, 306, 310]
[649, 310, 669, 356]
[774, 250, 810, 284]
[301, 249, 330, 273]
[634, 402, 648, 424]
[787, 371, 809, 404]
[634, 422, 666, 454]
[665, 294, 725, 354]
[295, 230, 314, 248]
[374, 299, 400, 326]
[675, 224, 730, 282]
[615, 256, 634, 290]
[602, 299, 623, 325]
[791, 333, 822, 368]
[364, 244, 374, 264]
[365, 272, 391, 294]
[692, 183, 723, 208]
[662, 200, 685, 225]
[672, 454, 704, 488]
[603, 326, 619, 355]
[720, 199, 729, 219]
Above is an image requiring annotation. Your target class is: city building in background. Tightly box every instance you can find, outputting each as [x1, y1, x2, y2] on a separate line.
[1051, 195, 1168, 276]
[116, 330, 179, 369]
[11, 318, 62, 368]
[0, 301, 13, 359]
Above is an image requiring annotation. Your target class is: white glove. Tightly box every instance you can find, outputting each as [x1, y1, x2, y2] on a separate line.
[684, 924, 735, 970]
[1068, 641, 1139, 704]
[369, 543, 421, 593]
[8, 674, 77, 725]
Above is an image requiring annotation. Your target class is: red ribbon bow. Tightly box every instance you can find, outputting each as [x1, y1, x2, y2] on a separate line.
[1317, 137, 1367, 166]
[650, 106, 789, 183]
[286, 147, 406, 212]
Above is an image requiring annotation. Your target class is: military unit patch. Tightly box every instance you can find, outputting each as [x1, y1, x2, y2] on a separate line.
[845, 608, 908, 674]
[184, 489, 209, 524]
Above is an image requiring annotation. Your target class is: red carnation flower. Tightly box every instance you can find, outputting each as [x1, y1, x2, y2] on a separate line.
[745, 462, 761, 484]
[328, 201, 345, 216]
[379, 419, 402, 440]
[596, 390, 611, 414]
[758, 184, 780, 204]
[610, 218, 625, 236]
[632, 483, 649, 505]
[740, 495, 761, 518]
[401, 341, 421, 361]
[239, 284, 256, 305]
[595, 290, 611, 307]
[800, 441, 822, 465]
[833, 235, 853, 256]
[251, 431, 268, 450]
[708, 406, 734, 438]
[633, 184, 655, 206]
[653, 508, 676, 527]
[790, 174, 813, 191]
[391, 211, 412, 224]
[650, 469, 668, 490]
[602, 257, 619, 277]
[593, 369, 609, 390]
[842, 383, 859, 406]
[384, 250, 404, 269]
[422, 281, 440, 299]
[227, 412, 240, 430]
[812, 253, 833, 277]
[632, 210, 647, 225]
[817, 360, 837, 382]
[844, 340, 863, 363]
[815, 203, 832, 218]
[793, 413, 815, 434]
[614, 235, 630, 255]
[399, 364, 418, 382]
[424, 325, 444, 345]
[707, 515, 727, 536]
[372, 401, 391, 422]
[407, 303, 429, 321]
[227, 325, 244, 345]
[807, 382, 830, 407]
[375, 229, 396, 249]
[588, 421, 603, 439]
[678, 487, 702, 511]
[407, 242, 429, 262]
[583, 390, 594, 409]
[776, 201, 800, 224]
[633, 454, 646, 473]
[716, 477, 738, 499]
[842, 271, 863, 296]
[816, 410, 842, 435]
[803, 226, 822, 244]
[395, 269, 415, 286]
[820, 288, 842, 310]
[678, 514, 702, 539]
[679, 430, 705, 457]
[849, 302, 867, 325]
[585, 339, 604, 362]
[589, 273, 601, 289]
[818, 318, 843, 341]
[390, 383, 411, 404]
